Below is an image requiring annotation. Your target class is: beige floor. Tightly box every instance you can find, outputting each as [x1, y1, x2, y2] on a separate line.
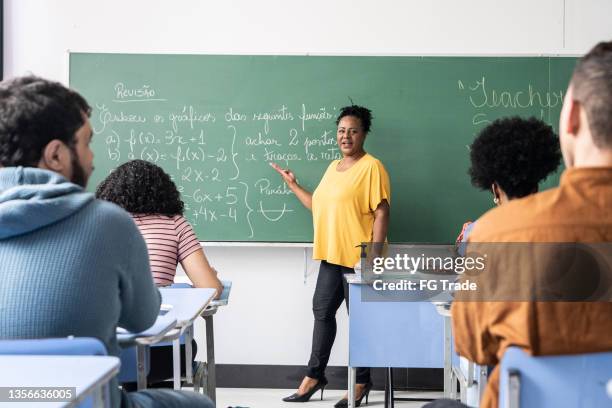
[215, 388, 443, 408]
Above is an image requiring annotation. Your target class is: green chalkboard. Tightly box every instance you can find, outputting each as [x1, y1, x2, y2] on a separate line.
[69, 53, 576, 242]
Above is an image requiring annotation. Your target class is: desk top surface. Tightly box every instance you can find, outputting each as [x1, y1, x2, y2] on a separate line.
[159, 288, 216, 326]
[0, 355, 119, 408]
[117, 313, 177, 345]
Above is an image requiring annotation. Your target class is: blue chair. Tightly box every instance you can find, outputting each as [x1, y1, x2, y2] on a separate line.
[450, 336, 488, 406]
[0, 337, 111, 408]
[118, 345, 151, 384]
[0, 337, 107, 356]
[500, 346, 612, 408]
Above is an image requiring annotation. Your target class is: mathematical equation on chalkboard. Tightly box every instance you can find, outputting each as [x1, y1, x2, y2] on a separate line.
[92, 83, 347, 238]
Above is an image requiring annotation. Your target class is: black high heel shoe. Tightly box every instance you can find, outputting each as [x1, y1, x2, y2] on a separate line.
[282, 378, 328, 402]
[333, 382, 373, 408]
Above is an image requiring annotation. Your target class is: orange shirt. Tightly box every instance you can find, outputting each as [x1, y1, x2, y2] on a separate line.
[452, 167, 612, 408]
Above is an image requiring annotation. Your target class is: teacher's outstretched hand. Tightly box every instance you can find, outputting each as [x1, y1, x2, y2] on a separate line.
[269, 162, 313, 210]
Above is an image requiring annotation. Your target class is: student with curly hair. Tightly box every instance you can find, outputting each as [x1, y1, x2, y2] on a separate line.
[96, 159, 223, 294]
[96, 159, 223, 388]
[456, 116, 562, 243]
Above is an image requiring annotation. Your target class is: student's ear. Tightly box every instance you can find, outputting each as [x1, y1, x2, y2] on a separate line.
[565, 99, 582, 137]
[38, 139, 71, 174]
[561, 86, 581, 138]
[491, 183, 501, 205]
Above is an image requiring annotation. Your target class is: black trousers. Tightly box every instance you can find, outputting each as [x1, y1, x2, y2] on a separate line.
[306, 260, 371, 384]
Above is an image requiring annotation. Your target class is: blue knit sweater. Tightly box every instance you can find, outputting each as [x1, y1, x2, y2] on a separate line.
[0, 167, 161, 406]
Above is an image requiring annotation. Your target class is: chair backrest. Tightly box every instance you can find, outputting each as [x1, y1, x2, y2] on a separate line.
[500, 346, 612, 408]
[0, 337, 107, 356]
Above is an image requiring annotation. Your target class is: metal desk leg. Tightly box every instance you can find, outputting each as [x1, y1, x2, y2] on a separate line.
[444, 315, 452, 398]
[102, 382, 111, 408]
[478, 364, 488, 402]
[137, 345, 147, 390]
[450, 368, 457, 400]
[185, 325, 194, 384]
[92, 385, 103, 408]
[388, 368, 395, 408]
[173, 336, 181, 390]
[205, 313, 216, 403]
[384, 368, 389, 408]
[348, 366, 356, 408]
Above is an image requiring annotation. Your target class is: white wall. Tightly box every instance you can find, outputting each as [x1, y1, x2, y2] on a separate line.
[4, 0, 612, 368]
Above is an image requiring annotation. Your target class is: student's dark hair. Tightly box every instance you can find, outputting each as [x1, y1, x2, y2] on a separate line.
[468, 116, 561, 199]
[571, 40, 612, 147]
[336, 105, 373, 133]
[0, 76, 91, 167]
[96, 160, 184, 216]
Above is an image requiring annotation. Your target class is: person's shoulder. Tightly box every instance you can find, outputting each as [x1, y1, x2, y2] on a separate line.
[363, 153, 381, 164]
[172, 214, 199, 233]
[172, 214, 188, 222]
[362, 153, 387, 170]
[85, 199, 140, 232]
[470, 187, 561, 241]
[172, 214, 190, 227]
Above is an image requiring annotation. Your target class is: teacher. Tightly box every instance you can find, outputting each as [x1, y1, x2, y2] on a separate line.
[271, 105, 390, 407]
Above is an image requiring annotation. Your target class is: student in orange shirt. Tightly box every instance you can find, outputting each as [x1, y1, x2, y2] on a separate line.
[434, 40, 612, 408]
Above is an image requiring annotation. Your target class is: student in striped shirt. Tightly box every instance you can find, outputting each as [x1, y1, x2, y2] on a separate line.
[96, 159, 223, 387]
[96, 159, 223, 296]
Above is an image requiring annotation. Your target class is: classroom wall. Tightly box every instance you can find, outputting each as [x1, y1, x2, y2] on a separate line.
[4, 0, 612, 370]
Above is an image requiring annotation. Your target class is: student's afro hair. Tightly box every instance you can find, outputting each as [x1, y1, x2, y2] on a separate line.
[96, 159, 184, 216]
[336, 105, 373, 133]
[468, 116, 561, 199]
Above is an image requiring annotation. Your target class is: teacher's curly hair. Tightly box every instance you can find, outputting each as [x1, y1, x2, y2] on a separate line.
[468, 116, 561, 199]
[336, 105, 373, 133]
[95, 159, 185, 216]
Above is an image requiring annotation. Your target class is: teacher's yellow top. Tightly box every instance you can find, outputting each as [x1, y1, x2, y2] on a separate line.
[312, 153, 391, 268]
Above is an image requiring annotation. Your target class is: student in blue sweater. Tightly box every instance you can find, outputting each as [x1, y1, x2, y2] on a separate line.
[0, 76, 213, 408]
